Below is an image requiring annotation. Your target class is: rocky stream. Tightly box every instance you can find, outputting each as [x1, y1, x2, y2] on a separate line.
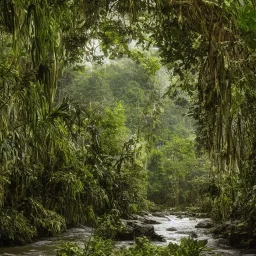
[0, 212, 255, 256]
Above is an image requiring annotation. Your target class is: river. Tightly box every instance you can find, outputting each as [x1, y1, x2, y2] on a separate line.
[0, 214, 255, 256]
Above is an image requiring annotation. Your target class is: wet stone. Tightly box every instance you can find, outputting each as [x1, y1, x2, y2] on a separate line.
[151, 212, 168, 218]
[195, 220, 214, 229]
[143, 218, 161, 225]
[166, 227, 177, 231]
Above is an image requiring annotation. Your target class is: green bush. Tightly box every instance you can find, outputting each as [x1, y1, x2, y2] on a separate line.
[167, 238, 208, 256]
[83, 237, 115, 256]
[0, 208, 36, 245]
[122, 237, 166, 256]
[95, 213, 126, 239]
[26, 199, 66, 236]
[57, 237, 115, 256]
[57, 242, 84, 256]
[57, 236, 208, 256]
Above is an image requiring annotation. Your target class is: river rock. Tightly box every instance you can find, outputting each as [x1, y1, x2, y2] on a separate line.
[195, 220, 214, 228]
[166, 227, 177, 231]
[151, 233, 166, 242]
[128, 214, 144, 221]
[143, 218, 161, 225]
[215, 238, 229, 247]
[190, 231, 198, 238]
[128, 212, 161, 224]
[228, 231, 250, 248]
[133, 223, 154, 236]
[210, 221, 256, 248]
[116, 225, 134, 241]
[139, 211, 152, 217]
[151, 212, 167, 218]
[119, 219, 166, 242]
[133, 222, 165, 241]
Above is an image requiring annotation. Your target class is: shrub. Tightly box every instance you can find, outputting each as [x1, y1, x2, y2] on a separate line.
[24, 198, 66, 236]
[95, 213, 126, 239]
[57, 236, 208, 256]
[57, 242, 84, 256]
[0, 208, 36, 245]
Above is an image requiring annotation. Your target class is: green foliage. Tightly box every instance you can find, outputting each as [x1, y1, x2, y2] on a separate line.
[100, 102, 128, 155]
[123, 237, 167, 256]
[57, 237, 115, 256]
[62, 58, 154, 132]
[1, 0, 256, 248]
[146, 91, 210, 208]
[148, 137, 210, 208]
[25, 199, 66, 236]
[130, 50, 161, 76]
[0, 208, 36, 245]
[94, 213, 126, 240]
[57, 242, 84, 256]
[59, 59, 161, 218]
[236, 3, 256, 49]
[0, 45, 153, 242]
[167, 238, 207, 256]
[83, 237, 115, 256]
[57, 236, 207, 256]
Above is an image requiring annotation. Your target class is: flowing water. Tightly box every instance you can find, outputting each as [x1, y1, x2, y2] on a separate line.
[0, 215, 255, 256]
[0, 227, 93, 256]
[148, 215, 256, 256]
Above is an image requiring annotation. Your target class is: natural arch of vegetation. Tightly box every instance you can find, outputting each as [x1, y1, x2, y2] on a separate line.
[0, 0, 256, 247]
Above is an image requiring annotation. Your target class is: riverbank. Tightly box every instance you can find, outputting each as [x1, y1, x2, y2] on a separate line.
[1, 212, 255, 256]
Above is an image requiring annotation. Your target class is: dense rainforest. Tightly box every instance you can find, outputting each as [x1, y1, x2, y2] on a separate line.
[0, 0, 256, 252]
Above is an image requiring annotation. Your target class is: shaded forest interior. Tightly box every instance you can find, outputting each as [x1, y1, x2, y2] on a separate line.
[0, 0, 256, 251]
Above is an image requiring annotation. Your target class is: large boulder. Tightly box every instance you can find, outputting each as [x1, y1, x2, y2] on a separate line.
[228, 231, 251, 248]
[133, 222, 166, 242]
[133, 223, 154, 236]
[116, 225, 134, 241]
[118, 219, 165, 242]
[195, 220, 214, 229]
[212, 221, 256, 249]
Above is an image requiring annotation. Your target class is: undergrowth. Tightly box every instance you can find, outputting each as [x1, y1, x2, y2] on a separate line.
[57, 236, 208, 256]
